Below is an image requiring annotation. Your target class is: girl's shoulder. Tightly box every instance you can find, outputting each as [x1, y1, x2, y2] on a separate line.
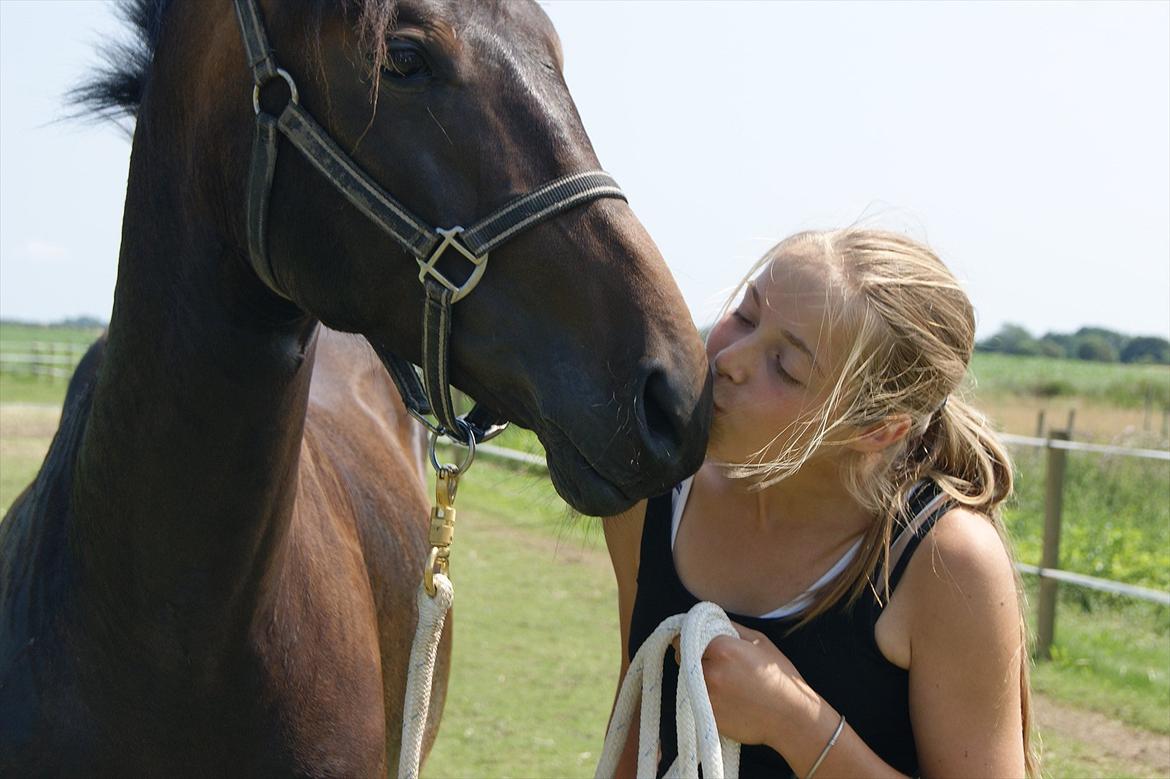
[914, 506, 1016, 590]
[900, 505, 1021, 643]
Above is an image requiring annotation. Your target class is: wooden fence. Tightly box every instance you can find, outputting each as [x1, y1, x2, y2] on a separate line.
[0, 341, 90, 380]
[446, 431, 1170, 661]
[997, 430, 1170, 657]
[6, 342, 1167, 657]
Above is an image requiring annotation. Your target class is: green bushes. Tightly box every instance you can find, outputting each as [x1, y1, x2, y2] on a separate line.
[1005, 449, 1170, 595]
[977, 324, 1170, 365]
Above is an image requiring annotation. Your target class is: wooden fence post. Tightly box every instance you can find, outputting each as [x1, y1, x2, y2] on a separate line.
[1034, 410, 1046, 438]
[1036, 430, 1069, 661]
[1065, 409, 1076, 440]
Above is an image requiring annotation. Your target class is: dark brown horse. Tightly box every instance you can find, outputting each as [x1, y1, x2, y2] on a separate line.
[0, 0, 711, 775]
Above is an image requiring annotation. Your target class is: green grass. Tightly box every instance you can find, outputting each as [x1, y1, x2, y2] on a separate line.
[2, 409, 1166, 777]
[420, 463, 617, 778]
[1026, 585, 1169, 735]
[0, 322, 100, 403]
[0, 374, 71, 407]
[0, 322, 104, 345]
[1005, 450, 1170, 593]
[970, 353, 1170, 410]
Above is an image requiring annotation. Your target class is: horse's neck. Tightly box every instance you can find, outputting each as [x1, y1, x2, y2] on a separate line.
[71, 124, 316, 631]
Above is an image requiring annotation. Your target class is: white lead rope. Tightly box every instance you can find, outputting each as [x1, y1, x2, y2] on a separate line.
[399, 586, 741, 779]
[596, 602, 742, 779]
[398, 573, 454, 779]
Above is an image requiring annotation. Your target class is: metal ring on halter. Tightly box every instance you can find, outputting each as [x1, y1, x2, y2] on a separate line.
[252, 67, 299, 115]
[429, 420, 476, 474]
[406, 406, 446, 438]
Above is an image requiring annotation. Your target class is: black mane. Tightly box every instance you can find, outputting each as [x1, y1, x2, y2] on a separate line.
[70, 0, 171, 123]
[71, 0, 398, 126]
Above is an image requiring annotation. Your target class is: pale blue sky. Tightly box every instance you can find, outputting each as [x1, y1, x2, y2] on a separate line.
[1, 0, 1167, 339]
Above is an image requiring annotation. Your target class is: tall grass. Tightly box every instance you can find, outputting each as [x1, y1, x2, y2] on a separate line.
[969, 353, 1170, 410]
[1006, 448, 1170, 594]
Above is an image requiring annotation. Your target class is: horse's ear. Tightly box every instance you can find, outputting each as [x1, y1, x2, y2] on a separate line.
[67, 0, 168, 127]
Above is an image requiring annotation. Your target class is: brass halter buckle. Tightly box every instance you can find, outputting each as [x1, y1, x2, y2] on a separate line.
[424, 464, 460, 596]
[417, 226, 489, 303]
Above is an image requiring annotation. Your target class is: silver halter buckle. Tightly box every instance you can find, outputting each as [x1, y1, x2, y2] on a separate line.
[417, 227, 488, 303]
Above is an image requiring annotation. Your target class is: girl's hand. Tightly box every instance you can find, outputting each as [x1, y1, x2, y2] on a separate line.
[697, 623, 812, 747]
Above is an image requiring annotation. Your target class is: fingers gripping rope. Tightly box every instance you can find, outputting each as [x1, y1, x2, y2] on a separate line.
[399, 573, 454, 779]
[596, 602, 742, 779]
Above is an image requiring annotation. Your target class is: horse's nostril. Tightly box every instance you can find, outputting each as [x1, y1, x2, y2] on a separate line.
[640, 369, 683, 456]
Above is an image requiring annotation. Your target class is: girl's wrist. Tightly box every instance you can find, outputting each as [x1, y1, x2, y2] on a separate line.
[764, 679, 840, 767]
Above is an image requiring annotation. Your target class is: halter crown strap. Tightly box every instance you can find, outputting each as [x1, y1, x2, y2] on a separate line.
[232, 0, 277, 83]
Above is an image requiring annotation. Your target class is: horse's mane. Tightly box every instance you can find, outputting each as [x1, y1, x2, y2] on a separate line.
[69, 0, 170, 123]
[72, 0, 398, 125]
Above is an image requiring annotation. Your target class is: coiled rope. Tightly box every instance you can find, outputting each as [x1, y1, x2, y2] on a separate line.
[596, 601, 742, 778]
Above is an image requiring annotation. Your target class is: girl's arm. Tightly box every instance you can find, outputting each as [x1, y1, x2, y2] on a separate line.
[901, 507, 1027, 777]
[703, 507, 1026, 778]
[601, 501, 646, 779]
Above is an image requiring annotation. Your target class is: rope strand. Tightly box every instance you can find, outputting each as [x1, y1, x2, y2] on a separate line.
[597, 602, 742, 778]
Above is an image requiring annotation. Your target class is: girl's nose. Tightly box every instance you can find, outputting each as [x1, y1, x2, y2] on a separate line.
[713, 343, 749, 385]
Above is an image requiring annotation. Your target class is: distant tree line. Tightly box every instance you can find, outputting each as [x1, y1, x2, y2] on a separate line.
[977, 324, 1170, 364]
[0, 317, 106, 329]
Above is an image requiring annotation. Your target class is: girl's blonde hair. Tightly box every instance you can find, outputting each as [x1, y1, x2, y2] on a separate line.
[716, 228, 1036, 774]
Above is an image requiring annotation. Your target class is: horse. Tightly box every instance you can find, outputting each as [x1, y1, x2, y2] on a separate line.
[0, 0, 712, 775]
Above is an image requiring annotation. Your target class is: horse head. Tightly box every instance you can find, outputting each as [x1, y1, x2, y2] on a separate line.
[139, 0, 712, 515]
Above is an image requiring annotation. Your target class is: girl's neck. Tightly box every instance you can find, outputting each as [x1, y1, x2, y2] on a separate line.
[702, 457, 873, 541]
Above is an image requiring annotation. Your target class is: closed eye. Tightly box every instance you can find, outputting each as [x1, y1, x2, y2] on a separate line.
[775, 355, 801, 385]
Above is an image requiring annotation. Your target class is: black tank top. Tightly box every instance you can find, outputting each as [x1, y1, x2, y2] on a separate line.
[627, 480, 949, 777]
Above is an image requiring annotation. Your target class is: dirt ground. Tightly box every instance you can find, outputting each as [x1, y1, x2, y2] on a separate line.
[1034, 694, 1170, 777]
[980, 396, 1170, 447]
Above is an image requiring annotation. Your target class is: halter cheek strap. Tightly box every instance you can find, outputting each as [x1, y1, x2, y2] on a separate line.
[232, 0, 627, 444]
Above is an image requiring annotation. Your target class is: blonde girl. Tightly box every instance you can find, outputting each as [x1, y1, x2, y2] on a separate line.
[603, 229, 1036, 777]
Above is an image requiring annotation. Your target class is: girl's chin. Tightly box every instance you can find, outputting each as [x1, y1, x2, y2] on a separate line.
[705, 417, 728, 460]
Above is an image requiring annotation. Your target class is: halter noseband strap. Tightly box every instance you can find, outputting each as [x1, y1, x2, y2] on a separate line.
[232, 0, 627, 445]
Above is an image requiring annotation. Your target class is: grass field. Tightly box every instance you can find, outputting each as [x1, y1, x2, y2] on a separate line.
[2, 402, 1168, 776]
[0, 322, 104, 345]
[969, 352, 1170, 407]
[1, 343, 1168, 775]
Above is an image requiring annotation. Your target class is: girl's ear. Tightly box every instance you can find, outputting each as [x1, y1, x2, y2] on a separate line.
[846, 414, 913, 453]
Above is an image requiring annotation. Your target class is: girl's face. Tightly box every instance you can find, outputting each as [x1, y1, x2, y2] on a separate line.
[705, 250, 847, 466]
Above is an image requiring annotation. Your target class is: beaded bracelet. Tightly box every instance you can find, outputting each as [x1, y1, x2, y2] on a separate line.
[804, 713, 846, 779]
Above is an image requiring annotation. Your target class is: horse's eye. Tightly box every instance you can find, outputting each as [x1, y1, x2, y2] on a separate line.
[385, 40, 430, 80]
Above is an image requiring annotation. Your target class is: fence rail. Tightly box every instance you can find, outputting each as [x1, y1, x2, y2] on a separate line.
[0, 342, 89, 381]
[999, 432, 1170, 461]
[1014, 563, 1170, 606]
[449, 431, 1170, 659]
[7, 342, 1169, 651]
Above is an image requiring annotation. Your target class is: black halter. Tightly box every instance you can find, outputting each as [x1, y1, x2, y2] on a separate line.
[232, 0, 628, 446]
